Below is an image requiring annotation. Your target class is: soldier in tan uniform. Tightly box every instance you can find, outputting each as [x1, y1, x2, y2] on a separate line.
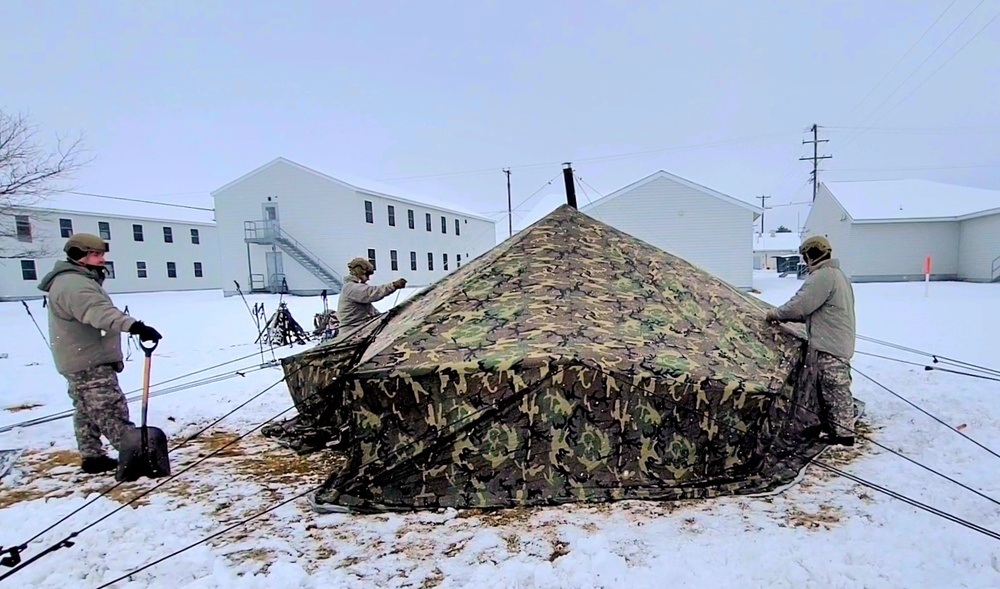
[37, 233, 162, 473]
[337, 257, 406, 334]
[766, 235, 857, 446]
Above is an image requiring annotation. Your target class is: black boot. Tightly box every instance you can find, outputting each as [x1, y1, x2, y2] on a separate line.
[81, 455, 117, 474]
[828, 436, 855, 447]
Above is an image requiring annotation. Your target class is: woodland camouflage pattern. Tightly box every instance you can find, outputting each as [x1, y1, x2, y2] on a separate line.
[274, 205, 825, 512]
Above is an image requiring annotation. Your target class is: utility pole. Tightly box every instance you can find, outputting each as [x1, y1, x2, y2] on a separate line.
[503, 168, 512, 238]
[799, 124, 831, 202]
[562, 163, 577, 209]
[758, 194, 770, 234]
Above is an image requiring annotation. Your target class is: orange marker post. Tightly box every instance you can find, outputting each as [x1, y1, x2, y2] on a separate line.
[924, 255, 932, 297]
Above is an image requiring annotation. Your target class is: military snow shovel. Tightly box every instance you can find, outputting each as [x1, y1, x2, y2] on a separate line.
[116, 339, 171, 482]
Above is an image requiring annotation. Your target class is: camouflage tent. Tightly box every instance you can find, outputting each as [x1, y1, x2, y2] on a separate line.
[274, 205, 825, 513]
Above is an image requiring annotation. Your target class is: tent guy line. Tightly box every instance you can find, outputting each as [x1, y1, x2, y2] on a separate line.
[0, 310, 397, 583]
[89, 359, 1000, 589]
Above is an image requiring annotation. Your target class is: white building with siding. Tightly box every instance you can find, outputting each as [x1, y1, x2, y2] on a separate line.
[803, 180, 1000, 283]
[211, 158, 496, 297]
[753, 231, 801, 270]
[0, 204, 218, 301]
[578, 170, 762, 289]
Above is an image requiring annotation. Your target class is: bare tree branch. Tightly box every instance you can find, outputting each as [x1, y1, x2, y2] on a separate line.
[0, 110, 91, 257]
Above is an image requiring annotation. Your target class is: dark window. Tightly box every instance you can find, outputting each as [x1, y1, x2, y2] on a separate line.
[15, 216, 31, 242]
[20, 260, 37, 280]
[59, 218, 73, 238]
[410, 251, 417, 271]
[455, 219, 460, 235]
[367, 248, 376, 270]
[388, 205, 396, 227]
[425, 213, 432, 232]
[408, 209, 415, 229]
[441, 216, 447, 234]
[133, 224, 144, 242]
[136, 261, 147, 278]
[190, 228, 200, 244]
[427, 252, 434, 271]
[104, 261, 116, 279]
[166, 262, 177, 278]
[390, 250, 398, 271]
[457, 254, 462, 268]
[98, 222, 111, 240]
[443, 253, 449, 271]
[163, 227, 173, 243]
[364, 201, 373, 224]
[193, 262, 203, 278]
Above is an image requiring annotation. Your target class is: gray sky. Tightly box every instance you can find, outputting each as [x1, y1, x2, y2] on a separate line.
[4, 0, 999, 236]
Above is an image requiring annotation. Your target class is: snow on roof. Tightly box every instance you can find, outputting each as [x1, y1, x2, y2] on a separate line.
[21, 192, 215, 225]
[754, 232, 801, 252]
[826, 180, 1000, 221]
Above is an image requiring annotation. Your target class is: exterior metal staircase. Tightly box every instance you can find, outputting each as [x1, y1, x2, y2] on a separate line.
[992, 254, 1000, 283]
[244, 220, 344, 293]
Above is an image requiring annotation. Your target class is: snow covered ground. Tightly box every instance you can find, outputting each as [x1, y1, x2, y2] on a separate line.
[1, 273, 999, 588]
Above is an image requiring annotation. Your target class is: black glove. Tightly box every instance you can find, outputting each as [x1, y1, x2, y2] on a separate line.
[128, 320, 162, 342]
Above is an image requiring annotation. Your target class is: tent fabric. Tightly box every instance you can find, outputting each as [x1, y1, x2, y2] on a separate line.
[274, 205, 824, 512]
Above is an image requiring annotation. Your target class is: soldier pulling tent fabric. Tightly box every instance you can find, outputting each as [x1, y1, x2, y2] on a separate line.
[269, 205, 826, 513]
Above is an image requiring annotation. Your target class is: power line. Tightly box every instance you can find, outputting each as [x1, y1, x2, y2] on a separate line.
[375, 131, 797, 183]
[837, 0, 989, 151]
[837, 0, 960, 125]
[53, 190, 214, 212]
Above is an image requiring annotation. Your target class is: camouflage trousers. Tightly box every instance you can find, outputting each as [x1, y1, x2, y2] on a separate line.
[65, 364, 135, 458]
[816, 352, 855, 438]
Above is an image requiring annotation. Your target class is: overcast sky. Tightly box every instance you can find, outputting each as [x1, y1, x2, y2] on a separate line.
[4, 0, 999, 237]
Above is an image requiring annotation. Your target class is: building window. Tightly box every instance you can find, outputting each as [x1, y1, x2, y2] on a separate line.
[364, 200, 374, 224]
[455, 219, 460, 235]
[166, 262, 177, 278]
[457, 254, 461, 268]
[136, 261, 147, 278]
[408, 209, 415, 229]
[443, 253, 449, 271]
[441, 216, 447, 234]
[410, 251, 417, 271]
[193, 262, 203, 278]
[59, 218, 73, 238]
[425, 213, 432, 232]
[367, 248, 376, 270]
[388, 205, 396, 227]
[104, 261, 116, 279]
[133, 224, 144, 242]
[20, 260, 37, 280]
[427, 252, 434, 271]
[15, 216, 31, 242]
[191, 228, 200, 244]
[390, 250, 398, 271]
[99, 221, 111, 240]
[163, 227, 173, 243]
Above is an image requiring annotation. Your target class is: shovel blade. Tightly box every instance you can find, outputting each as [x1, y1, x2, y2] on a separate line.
[116, 425, 171, 482]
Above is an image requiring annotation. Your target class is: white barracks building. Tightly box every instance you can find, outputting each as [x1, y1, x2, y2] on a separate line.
[211, 157, 496, 297]
[0, 199, 218, 301]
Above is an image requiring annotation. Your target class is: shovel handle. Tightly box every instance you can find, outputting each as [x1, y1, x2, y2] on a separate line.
[139, 338, 158, 356]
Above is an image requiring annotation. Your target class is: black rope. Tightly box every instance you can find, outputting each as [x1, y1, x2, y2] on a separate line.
[853, 351, 1000, 382]
[588, 364, 1000, 543]
[0, 347, 282, 435]
[0, 311, 396, 583]
[857, 335, 1000, 378]
[851, 365, 1000, 462]
[92, 364, 571, 587]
